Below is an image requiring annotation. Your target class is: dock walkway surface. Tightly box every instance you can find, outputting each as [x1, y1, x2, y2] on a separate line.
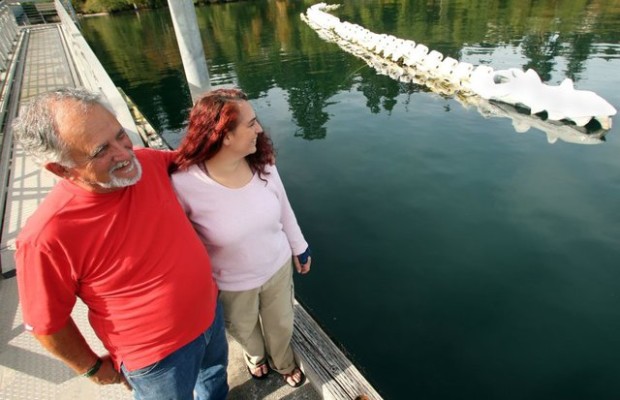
[0, 5, 382, 400]
[0, 22, 322, 400]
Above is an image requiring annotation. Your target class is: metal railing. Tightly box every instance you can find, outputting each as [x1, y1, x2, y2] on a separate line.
[0, 1, 25, 277]
[54, 0, 142, 145]
[0, 1, 20, 74]
[7, 0, 59, 25]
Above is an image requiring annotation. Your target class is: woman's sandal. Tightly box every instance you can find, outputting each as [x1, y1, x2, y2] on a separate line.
[247, 363, 269, 380]
[283, 367, 306, 388]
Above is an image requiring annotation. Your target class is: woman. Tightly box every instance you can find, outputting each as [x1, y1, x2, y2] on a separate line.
[170, 88, 312, 388]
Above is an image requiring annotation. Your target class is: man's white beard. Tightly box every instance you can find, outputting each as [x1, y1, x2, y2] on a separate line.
[95, 155, 143, 189]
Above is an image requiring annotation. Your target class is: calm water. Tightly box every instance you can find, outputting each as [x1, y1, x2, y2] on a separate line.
[81, 1, 620, 398]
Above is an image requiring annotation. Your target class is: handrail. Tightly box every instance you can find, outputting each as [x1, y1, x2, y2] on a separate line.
[53, 0, 143, 146]
[0, 3, 19, 72]
[0, 27, 26, 276]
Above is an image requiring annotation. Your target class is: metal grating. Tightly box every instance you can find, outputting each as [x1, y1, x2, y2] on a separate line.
[0, 20, 322, 400]
[20, 25, 74, 100]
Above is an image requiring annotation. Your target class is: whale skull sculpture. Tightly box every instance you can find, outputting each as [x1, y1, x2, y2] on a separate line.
[301, 3, 616, 139]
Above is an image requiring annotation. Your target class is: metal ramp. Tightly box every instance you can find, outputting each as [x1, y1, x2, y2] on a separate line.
[18, 2, 59, 25]
[0, 2, 379, 398]
[0, 18, 322, 400]
[0, 18, 133, 400]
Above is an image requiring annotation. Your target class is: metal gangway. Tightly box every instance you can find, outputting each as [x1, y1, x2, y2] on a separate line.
[0, 2, 157, 398]
[0, 2, 382, 399]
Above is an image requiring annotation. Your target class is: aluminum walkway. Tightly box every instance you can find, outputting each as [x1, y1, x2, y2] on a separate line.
[0, 1, 384, 395]
[0, 23, 323, 400]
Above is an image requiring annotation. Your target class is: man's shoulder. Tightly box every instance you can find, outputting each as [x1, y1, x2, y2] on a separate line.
[135, 147, 175, 165]
[134, 148, 176, 182]
[17, 184, 74, 247]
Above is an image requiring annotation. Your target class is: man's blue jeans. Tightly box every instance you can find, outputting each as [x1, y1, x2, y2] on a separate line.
[121, 302, 229, 400]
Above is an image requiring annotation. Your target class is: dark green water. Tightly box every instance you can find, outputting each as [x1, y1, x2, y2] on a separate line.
[81, 1, 620, 398]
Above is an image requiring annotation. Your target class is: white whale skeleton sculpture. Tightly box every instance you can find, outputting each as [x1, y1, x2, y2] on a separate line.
[301, 3, 617, 144]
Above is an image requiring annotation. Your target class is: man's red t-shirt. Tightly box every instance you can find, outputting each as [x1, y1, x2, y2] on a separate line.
[16, 148, 218, 370]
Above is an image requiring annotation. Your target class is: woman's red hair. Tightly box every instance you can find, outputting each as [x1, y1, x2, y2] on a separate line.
[171, 88, 275, 176]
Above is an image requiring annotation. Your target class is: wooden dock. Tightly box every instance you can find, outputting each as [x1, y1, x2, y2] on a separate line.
[0, 2, 383, 399]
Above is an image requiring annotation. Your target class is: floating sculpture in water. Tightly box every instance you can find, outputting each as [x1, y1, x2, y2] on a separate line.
[469, 68, 616, 128]
[301, 3, 617, 144]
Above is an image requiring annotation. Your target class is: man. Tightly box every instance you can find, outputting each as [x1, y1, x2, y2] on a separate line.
[11, 88, 228, 400]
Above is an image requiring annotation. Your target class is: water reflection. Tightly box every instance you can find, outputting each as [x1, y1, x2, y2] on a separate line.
[302, 3, 615, 144]
[467, 100, 606, 145]
[80, 0, 620, 145]
[79, 2, 620, 399]
[333, 35, 609, 144]
[290, 83, 330, 140]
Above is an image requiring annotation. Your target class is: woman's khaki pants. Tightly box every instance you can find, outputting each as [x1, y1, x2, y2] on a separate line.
[219, 259, 296, 374]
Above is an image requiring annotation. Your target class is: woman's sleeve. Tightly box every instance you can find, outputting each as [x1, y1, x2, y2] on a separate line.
[170, 173, 192, 216]
[270, 166, 308, 255]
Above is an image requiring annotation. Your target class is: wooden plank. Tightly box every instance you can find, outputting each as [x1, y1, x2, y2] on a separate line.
[292, 301, 383, 400]
[117, 87, 171, 150]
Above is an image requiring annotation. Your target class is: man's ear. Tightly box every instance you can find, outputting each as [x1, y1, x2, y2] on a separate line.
[44, 162, 70, 178]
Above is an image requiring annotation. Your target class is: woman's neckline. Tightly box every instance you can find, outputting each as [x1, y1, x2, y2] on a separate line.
[202, 159, 254, 189]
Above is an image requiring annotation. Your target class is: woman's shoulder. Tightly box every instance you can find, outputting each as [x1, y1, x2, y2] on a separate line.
[171, 164, 206, 184]
[264, 162, 279, 175]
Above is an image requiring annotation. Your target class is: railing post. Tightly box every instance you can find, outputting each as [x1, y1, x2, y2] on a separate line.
[54, 0, 142, 146]
[167, 0, 210, 103]
[0, 4, 18, 72]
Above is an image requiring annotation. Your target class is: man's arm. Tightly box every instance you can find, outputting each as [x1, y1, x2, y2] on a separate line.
[34, 318, 125, 386]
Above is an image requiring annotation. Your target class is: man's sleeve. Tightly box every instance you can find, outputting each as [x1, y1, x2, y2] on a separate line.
[16, 242, 78, 335]
[135, 147, 178, 171]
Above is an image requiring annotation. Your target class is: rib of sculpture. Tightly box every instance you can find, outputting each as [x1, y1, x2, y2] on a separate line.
[301, 3, 616, 145]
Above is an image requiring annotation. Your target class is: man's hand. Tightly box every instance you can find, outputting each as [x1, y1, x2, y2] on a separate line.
[90, 355, 131, 390]
[33, 319, 131, 390]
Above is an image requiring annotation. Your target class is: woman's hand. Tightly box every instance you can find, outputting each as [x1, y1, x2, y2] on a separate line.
[294, 255, 311, 274]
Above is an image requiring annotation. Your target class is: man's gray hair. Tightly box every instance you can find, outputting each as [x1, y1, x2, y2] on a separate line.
[11, 87, 103, 166]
